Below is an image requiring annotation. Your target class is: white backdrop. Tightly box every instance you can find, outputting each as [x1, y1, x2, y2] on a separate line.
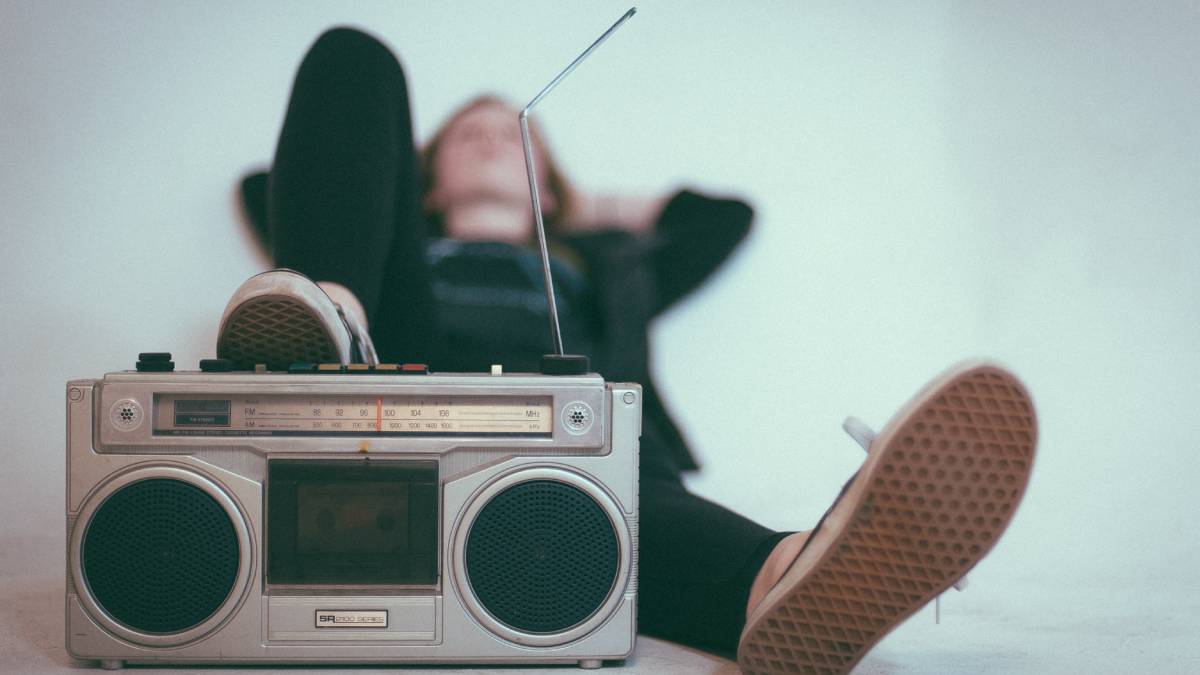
[2, 1, 1198, 668]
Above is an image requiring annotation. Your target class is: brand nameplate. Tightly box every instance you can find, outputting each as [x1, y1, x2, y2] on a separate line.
[315, 610, 388, 628]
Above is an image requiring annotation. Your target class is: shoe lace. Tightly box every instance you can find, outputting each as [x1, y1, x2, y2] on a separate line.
[335, 304, 378, 366]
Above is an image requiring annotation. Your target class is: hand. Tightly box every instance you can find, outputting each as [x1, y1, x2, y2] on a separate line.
[562, 191, 669, 234]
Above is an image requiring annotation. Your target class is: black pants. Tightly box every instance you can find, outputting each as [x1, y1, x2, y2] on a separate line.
[268, 26, 786, 656]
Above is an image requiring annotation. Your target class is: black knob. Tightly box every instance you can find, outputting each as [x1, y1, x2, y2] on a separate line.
[540, 354, 590, 375]
[199, 358, 236, 372]
[136, 356, 175, 372]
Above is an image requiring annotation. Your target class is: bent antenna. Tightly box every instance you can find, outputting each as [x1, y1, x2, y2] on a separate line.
[520, 7, 637, 375]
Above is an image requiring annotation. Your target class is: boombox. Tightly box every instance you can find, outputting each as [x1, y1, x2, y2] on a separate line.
[66, 8, 647, 669]
[65, 366, 639, 669]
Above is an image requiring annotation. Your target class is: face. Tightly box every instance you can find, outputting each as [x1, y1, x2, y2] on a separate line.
[425, 102, 557, 240]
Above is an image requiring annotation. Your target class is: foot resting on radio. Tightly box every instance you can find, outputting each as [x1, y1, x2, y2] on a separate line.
[738, 361, 1037, 675]
[216, 269, 378, 370]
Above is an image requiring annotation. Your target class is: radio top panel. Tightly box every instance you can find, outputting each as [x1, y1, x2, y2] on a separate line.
[81, 370, 621, 452]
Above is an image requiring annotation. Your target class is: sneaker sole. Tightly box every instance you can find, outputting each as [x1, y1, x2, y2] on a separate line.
[737, 361, 1037, 675]
[216, 270, 351, 369]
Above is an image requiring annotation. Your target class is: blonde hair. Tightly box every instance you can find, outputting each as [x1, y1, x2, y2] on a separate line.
[420, 95, 574, 238]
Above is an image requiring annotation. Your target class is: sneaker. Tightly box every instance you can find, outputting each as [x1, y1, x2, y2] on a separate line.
[216, 269, 378, 369]
[737, 361, 1037, 675]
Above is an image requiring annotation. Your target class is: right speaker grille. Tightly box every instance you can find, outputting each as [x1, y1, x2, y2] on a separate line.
[465, 479, 618, 634]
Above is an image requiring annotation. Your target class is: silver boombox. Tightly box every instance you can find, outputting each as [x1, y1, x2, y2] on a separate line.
[65, 369, 640, 669]
[66, 10, 644, 669]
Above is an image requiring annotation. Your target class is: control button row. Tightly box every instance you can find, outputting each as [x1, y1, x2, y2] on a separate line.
[287, 363, 430, 375]
[138, 353, 431, 375]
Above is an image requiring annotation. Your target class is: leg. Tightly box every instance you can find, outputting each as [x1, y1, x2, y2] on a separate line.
[637, 471, 791, 656]
[268, 27, 439, 362]
[745, 530, 810, 618]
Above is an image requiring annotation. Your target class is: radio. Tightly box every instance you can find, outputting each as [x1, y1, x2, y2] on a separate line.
[65, 368, 639, 669]
[66, 9, 643, 669]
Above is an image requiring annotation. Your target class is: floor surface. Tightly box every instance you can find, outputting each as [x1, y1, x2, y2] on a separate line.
[5, 529, 1198, 674]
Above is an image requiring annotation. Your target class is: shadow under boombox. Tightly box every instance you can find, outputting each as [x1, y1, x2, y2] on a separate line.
[65, 367, 639, 669]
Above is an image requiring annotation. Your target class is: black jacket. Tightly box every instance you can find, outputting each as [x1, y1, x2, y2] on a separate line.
[566, 190, 753, 473]
[241, 174, 752, 473]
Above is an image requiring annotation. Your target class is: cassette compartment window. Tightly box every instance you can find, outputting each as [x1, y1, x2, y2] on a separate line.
[267, 460, 438, 587]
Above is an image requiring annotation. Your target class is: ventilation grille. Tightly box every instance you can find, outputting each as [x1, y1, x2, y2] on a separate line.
[81, 478, 239, 634]
[627, 518, 638, 594]
[65, 514, 78, 595]
[562, 403, 593, 433]
[219, 298, 337, 368]
[465, 480, 618, 634]
[109, 399, 143, 431]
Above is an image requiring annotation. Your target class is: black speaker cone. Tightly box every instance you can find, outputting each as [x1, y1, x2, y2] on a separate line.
[81, 478, 240, 634]
[465, 479, 619, 634]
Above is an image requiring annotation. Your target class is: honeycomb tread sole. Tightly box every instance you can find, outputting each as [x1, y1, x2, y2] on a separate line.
[217, 296, 340, 369]
[737, 363, 1037, 675]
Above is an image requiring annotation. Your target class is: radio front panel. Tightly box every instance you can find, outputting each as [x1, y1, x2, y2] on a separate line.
[156, 393, 554, 437]
[66, 372, 640, 669]
[95, 372, 607, 451]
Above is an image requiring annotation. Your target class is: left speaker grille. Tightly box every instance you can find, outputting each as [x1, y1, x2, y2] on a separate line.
[82, 478, 239, 634]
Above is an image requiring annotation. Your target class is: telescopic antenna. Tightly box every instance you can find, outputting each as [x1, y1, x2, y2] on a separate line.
[521, 7, 637, 375]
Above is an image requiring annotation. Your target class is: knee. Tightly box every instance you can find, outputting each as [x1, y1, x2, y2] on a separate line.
[302, 26, 407, 84]
[311, 26, 386, 54]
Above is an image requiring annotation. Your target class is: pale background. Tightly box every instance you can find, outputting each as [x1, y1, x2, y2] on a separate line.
[2, 1, 1198, 673]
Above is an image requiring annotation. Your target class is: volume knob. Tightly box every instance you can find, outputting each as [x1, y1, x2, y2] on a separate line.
[136, 352, 174, 372]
